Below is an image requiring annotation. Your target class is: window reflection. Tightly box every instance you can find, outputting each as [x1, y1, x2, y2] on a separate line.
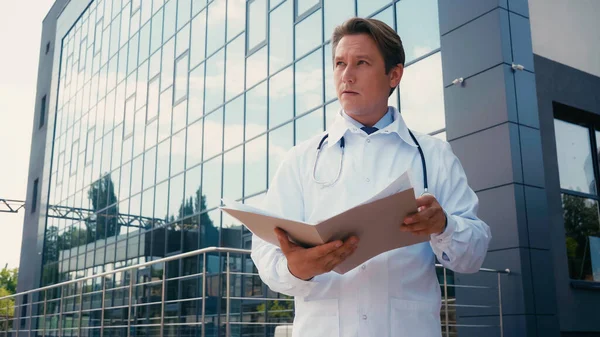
[186, 118, 203, 168]
[143, 146, 157, 190]
[178, 0, 192, 30]
[269, 0, 293, 74]
[296, 108, 323, 144]
[396, 0, 440, 64]
[297, 0, 319, 17]
[167, 173, 185, 221]
[324, 43, 336, 102]
[190, 9, 207, 68]
[155, 180, 169, 221]
[176, 23, 191, 56]
[554, 120, 596, 194]
[227, 0, 245, 41]
[225, 34, 246, 100]
[202, 156, 223, 210]
[295, 9, 322, 59]
[325, 99, 341, 130]
[224, 96, 244, 151]
[562, 195, 600, 281]
[203, 108, 224, 160]
[372, 6, 394, 28]
[223, 146, 244, 201]
[163, 0, 177, 41]
[269, 66, 293, 128]
[246, 46, 267, 89]
[139, 22, 151, 64]
[188, 63, 205, 122]
[184, 164, 202, 216]
[131, 155, 144, 196]
[174, 52, 189, 103]
[295, 49, 323, 115]
[158, 87, 173, 142]
[245, 135, 267, 196]
[206, 0, 226, 56]
[245, 82, 267, 140]
[248, 0, 267, 51]
[161, 39, 175, 91]
[269, 123, 293, 184]
[171, 129, 186, 175]
[357, 0, 390, 18]
[150, 9, 164, 54]
[204, 49, 225, 114]
[399, 52, 445, 134]
[156, 139, 170, 184]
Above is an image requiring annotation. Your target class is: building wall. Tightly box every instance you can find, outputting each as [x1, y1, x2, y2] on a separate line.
[528, 0, 600, 78]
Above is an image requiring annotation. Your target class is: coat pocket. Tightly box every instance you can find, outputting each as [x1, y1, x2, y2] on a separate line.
[292, 298, 339, 337]
[389, 297, 442, 337]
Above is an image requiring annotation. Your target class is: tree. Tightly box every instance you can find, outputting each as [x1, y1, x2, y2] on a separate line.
[0, 265, 17, 294]
[562, 194, 600, 280]
[256, 300, 294, 320]
[87, 174, 120, 240]
[0, 287, 14, 330]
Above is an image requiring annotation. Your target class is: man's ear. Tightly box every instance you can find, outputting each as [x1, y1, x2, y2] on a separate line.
[389, 64, 404, 88]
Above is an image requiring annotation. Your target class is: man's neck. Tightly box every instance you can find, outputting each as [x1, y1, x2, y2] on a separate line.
[345, 107, 389, 128]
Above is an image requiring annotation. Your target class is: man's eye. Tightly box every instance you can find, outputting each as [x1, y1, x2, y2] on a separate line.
[358, 60, 367, 65]
[336, 62, 345, 66]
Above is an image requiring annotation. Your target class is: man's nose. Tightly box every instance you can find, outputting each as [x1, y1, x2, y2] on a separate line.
[342, 66, 356, 83]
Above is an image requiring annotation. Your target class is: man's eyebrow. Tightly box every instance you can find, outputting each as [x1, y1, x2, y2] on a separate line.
[355, 54, 373, 60]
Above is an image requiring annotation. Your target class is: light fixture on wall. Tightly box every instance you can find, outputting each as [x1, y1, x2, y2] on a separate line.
[511, 63, 525, 71]
[451, 77, 464, 86]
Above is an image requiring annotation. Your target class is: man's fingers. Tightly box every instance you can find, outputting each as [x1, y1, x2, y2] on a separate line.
[275, 228, 297, 254]
[320, 237, 359, 270]
[400, 221, 428, 232]
[404, 207, 436, 225]
[416, 194, 435, 208]
[310, 239, 344, 258]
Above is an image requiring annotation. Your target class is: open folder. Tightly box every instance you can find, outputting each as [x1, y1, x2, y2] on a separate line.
[219, 171, 429, 274]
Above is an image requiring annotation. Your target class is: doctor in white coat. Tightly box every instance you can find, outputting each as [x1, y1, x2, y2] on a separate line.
[251, 17, 491, 337]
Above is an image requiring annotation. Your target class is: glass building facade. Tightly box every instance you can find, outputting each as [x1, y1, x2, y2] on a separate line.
[39, 0, 446, 335]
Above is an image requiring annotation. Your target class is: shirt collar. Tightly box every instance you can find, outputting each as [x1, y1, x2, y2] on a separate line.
[325, 106, 418, 149]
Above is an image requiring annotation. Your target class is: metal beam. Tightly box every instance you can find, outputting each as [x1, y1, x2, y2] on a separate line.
[0, 199, 25, 213]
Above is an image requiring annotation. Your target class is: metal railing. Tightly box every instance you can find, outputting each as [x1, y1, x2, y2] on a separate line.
[0, 247, 510, 337]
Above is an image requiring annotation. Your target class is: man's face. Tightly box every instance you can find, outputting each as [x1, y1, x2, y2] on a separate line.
[333, 34, 403, 118]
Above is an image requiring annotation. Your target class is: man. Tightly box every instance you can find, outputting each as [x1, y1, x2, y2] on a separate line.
[251, 18, 491, 337]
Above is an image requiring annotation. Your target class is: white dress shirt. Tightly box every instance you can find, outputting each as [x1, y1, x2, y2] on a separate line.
[251, 107, 491, 337]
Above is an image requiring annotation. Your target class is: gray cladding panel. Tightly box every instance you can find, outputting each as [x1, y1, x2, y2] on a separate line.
[438, 0, 507, 35]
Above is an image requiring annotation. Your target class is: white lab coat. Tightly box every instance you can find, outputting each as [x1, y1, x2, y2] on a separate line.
[251, 107, 491, 337]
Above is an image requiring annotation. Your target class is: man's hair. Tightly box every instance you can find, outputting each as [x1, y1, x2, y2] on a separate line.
[331, 18, 405, 96]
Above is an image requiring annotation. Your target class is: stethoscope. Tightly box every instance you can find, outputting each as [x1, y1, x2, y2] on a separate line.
[312, 129, 428, 193]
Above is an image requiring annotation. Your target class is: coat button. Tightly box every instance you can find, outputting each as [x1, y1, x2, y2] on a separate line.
[362, 315, 368, 320]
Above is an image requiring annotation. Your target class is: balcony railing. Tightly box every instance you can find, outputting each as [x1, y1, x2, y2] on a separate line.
[0, 247, 510, 337]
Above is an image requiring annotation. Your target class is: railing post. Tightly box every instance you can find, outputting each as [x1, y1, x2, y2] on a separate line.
[28, 296, 32, 337]
[42, 290, 47, 337]
[498, 273, 504, 337]
[15, 295, 20, 337]
[77, 280, 84, 337]
[58, 285, 64, 337]
[201, 253, 206, 337]
[226, 252, 231, 337]
[160, 264, 166, 337]
[443, 268, 449, 337]
[100, 277, 107, 337]
[4, 297, 9, 337]
[127, 270, 134, 337]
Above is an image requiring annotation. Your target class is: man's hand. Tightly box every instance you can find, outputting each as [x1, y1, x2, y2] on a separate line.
[275, 228, 359, 281]
[401, 194, 447, 236]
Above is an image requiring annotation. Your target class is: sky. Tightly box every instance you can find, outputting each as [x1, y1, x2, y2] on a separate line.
[0, 1, 55, 268]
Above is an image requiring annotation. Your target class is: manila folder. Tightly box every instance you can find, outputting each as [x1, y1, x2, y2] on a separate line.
[220, 188, 429, 275]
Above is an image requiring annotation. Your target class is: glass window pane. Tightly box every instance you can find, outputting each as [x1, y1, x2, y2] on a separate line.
[147, 75, 160, 121]
[269, 0, 293, 74]
[185, 164, 202, 216]
[323, 0, 354, 42]
[271, 0, 284, 10]
[124, 95, 136, 137]
[297, 0, 319, 17]
[561, 194, 600, 281]
[246, 46, 267, 89]
[223, 146, 243, 201]
[131, 155, 144, 195]
[224, 96, 244, 150]
[372, 5, 394, 28]
[202, 156, 222, 210]
[399, 52, 445, 134]
[141, 187, 155, 220]
[150, 8, 164, 54]
[396, 0, 440, 64]
[268, 123, 293, 184]
[161, 39, 175, 91]
[357, 0, 389, 18]
[206, 0, 226, 56]
[168, 173, 185, 221]
[120, 161, 131, 199]
[128, 33, 140, 75]
[189, 63, 205, 122]
[176, 23, 191, 56]
[171, 129, 186, 175]
[245, 82, 267, 140]
[177, 0, 192, 29]
[324, 42, 336, 102]
[295, 9, 322, 59]
[158, 87, 173, 142]
[186, 118, 203, 167]
[225, 34, 246, 100]
[296, 108, 323, 144]
[156, 139, 171, 183]
[245, 135, 267, 196]
[295, 48, 323, 115]
[174, 53, 190, 103]
[136, 60, 149, 111]
[144, 146, 157, 190]
[163, 0, 177, 41]
[204, 49, 225, 113]
[155, 180, 169, 221]
[227, 0, 245, 41]
[203, 108, 224, 159]
[248, 0, 267, 51]
[554, 120, 595, 194]
[193, 0, 206, 15]
[139, 22, 151, 63]
[149, 50, 161, 83]
[269, 66, 293, 128]
[190, 9, 207, 67]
